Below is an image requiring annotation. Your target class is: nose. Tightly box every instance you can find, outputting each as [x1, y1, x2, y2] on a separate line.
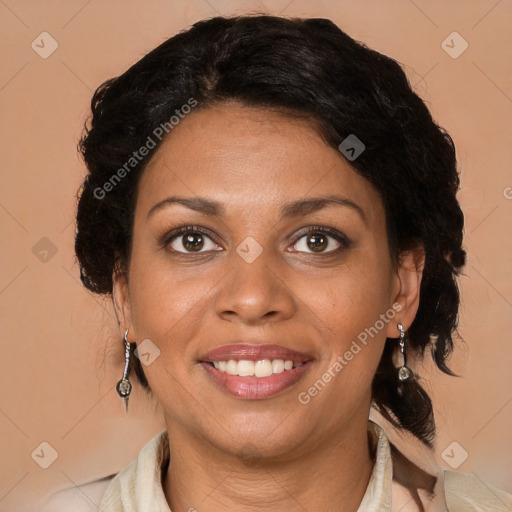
[213, 248, 297, 326]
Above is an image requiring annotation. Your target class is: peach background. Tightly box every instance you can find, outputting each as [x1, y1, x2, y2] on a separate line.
[0, 0, 511, 510]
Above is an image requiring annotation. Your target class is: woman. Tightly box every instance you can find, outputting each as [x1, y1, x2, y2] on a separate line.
[73, 14, 512, 511]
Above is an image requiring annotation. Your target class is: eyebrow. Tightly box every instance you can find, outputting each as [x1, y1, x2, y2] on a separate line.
[147, 194, 367, 224]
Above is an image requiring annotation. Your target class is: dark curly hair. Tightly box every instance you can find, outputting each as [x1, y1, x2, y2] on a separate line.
[75, 14, 465, 448]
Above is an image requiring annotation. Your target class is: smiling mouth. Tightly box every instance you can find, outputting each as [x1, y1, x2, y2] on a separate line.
[204, 359, 307, 377]
[200, 359, 314, 399]
[198, 343, 315, 399]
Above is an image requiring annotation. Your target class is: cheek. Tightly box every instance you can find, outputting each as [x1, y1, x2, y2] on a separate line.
[127, 265, 216, 406]
[308, 252, 393, 332]
[129, 266, 212, 341]
[126, 237, 213, 355]
[302, 251, 394, 377]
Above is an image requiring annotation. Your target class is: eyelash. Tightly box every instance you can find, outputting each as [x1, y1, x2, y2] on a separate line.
[161, 224, 351, 255]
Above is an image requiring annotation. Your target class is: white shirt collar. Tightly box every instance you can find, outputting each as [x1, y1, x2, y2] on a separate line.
[356, 420, 393, 511]
[99, 420, 445, 511]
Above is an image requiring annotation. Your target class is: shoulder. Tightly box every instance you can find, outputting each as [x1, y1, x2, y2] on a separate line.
[39, 474, 116, 511]
[41, 430, 169, 512]
[100, 429, 170, 510]
[444, 469, 512, 511]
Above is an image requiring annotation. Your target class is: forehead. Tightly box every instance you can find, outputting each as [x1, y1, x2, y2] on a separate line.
[137, 103, 383, 221]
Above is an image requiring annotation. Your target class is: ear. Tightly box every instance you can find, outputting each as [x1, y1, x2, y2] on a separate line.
[112, 260, 134, 338]
[386, 244, 425, 339]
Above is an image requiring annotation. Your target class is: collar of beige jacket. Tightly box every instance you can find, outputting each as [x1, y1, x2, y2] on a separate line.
[369, 413, 448, 511]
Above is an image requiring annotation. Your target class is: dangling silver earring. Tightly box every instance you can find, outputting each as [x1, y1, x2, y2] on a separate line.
[116, 329, 133, 411]
[397, 323, 412, 381]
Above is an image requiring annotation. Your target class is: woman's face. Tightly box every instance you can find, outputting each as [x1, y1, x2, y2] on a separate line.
[114, 103, 422, 459]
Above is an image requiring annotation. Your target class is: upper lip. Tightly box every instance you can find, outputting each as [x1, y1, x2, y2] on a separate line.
[200, 343, 314, 363]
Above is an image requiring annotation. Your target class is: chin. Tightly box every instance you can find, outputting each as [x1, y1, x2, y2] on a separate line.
[206, 410, 314, 461]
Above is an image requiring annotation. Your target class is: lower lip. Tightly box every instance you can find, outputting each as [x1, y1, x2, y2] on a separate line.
[201, 361, 314, 399]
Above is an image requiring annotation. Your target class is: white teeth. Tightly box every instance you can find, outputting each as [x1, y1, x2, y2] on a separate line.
[226, 360, 238, 375]
[238, 360, 254, 377]
[210, 359, 304, 377]
[272, 359, 285, 374]
[254, 359, 273, 377]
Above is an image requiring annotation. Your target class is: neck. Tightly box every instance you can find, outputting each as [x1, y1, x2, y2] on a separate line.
[163, 417, 375, 512]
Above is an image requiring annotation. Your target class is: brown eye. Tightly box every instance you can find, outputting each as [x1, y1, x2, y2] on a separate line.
[165, 227, 221, 253]
[305, 232, 329, 252]
[290, 227, 349, 254]
[181, 231, 205, 252]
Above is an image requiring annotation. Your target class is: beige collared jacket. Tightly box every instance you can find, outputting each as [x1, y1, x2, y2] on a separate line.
[43, 420, 512, 511]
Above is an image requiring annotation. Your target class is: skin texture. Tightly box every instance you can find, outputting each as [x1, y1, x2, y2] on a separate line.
[113, 103, 424, 512]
